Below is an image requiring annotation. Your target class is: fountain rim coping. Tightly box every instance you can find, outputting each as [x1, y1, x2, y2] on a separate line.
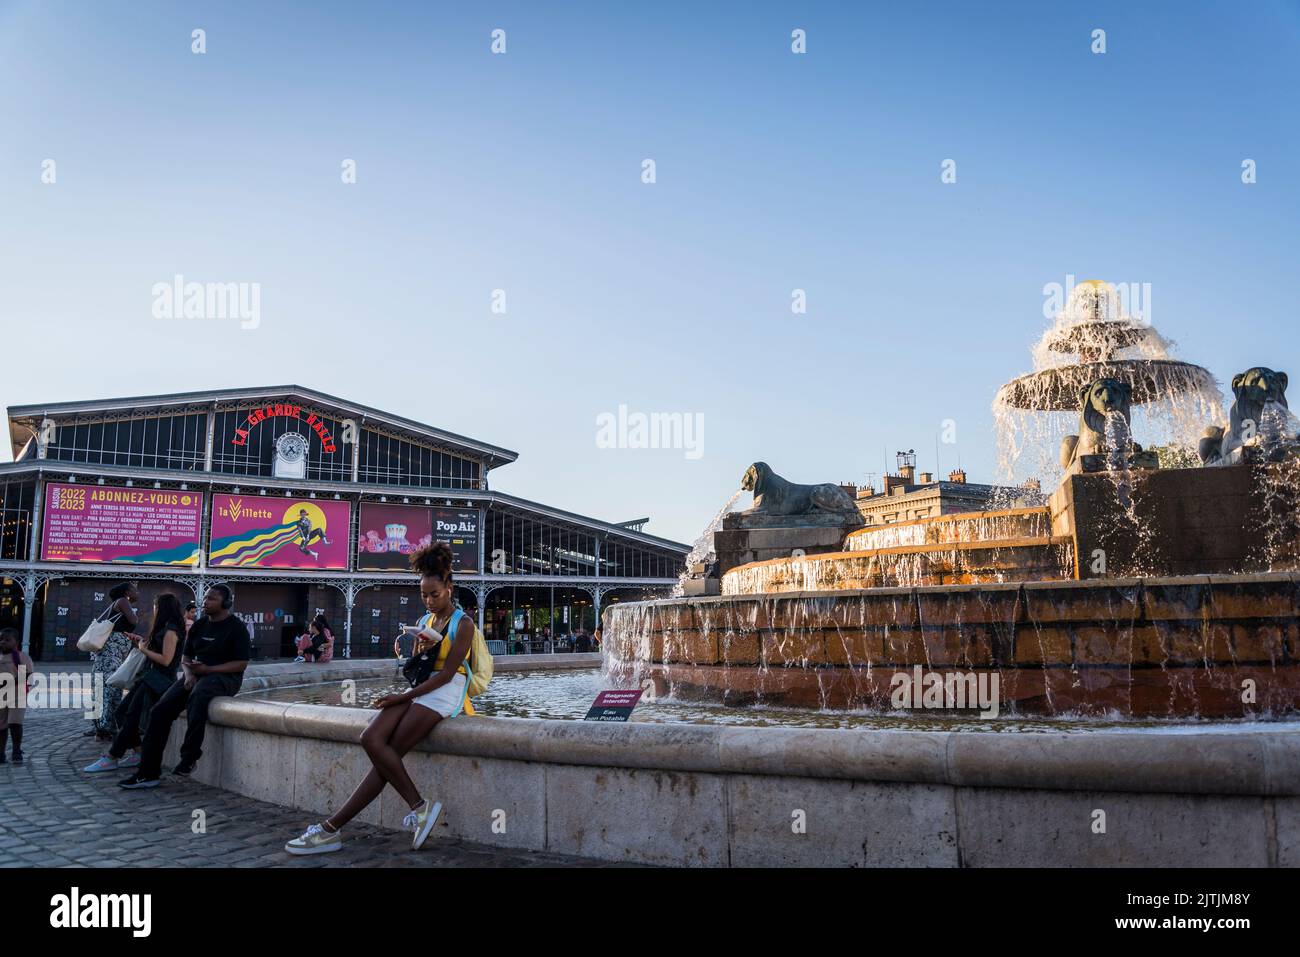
[844, 506, 1051, 533]
[728, 538, 1072, 574]
[643, 570, 1300, 606]
[203, 695, 1300, 797]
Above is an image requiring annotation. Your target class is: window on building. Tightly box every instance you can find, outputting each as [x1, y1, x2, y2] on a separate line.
[45, 413, 208, 472]
[357, 428, 481, 490]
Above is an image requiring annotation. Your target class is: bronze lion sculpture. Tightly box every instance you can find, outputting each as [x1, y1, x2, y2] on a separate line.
[739, 462, 858, 517]
[1060, 378, 1158, 473]
[1199, 367, 1294, 465]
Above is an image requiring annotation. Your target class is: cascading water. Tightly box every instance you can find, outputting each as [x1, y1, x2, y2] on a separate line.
[1246, 402, 1300, 570]
[992, 280, 1224, 489]
[672, 488, 743, 596]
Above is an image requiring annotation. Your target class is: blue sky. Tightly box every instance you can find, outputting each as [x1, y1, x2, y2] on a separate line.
[2, 1, 1298, 544]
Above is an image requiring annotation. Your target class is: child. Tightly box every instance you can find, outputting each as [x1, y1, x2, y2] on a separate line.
[285, 542, 472, 854]
[0, 627, 33, 765]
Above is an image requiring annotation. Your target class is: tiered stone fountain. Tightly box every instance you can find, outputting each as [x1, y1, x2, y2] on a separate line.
[606, 282, 1300, 718]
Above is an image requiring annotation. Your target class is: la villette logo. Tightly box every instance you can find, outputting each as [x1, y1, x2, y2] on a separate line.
[221, 498, 274, 524]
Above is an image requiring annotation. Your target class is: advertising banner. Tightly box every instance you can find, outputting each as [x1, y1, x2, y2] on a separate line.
[209, 494, 350, 569]
[357, 503, 480, 573]
[432, 506, 480, 574]
[40, 483, 203, 565]
[356, 503, 431, 571]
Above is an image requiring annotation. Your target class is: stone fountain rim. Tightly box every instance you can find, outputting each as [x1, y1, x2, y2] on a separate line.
[609, 570, 1300, 607]
[205, 695, 1300, 796]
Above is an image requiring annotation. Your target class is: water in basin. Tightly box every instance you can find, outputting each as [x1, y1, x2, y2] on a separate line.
[240, 668, 1300, 734]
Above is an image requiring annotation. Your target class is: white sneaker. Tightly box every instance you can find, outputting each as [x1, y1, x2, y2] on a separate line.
[403, 799, 443, 850]
[84, 755, 118, 773]
[285, 822, 343, 855]
[293, 656, 306, 663]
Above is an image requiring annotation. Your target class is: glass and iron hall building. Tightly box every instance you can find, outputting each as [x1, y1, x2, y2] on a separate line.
[0, 386, 687, 660]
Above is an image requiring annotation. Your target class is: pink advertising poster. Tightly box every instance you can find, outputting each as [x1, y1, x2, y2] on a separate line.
[41, 483, 203, 565]
[357, 503, 480, 573]
[356, 503, 433, 571]
[209, 494, 350, 569]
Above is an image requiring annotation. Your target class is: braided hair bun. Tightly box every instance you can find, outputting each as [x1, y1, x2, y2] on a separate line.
[410, 540, 454, 580]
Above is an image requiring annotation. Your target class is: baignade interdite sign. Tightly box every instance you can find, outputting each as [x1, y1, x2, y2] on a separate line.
[40, 483, 203, 565]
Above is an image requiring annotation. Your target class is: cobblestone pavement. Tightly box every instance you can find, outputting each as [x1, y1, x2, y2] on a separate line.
[0, 707, 616, 868]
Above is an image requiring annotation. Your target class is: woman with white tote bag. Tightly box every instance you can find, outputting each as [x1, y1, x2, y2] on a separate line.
[85, 582, 139, 740]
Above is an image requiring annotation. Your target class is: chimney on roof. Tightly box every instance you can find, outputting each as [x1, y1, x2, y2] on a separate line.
[838, 483, 857, 499]
[895, 449, 916, 485]
[948, 468, 967, 484]
[918, 471, 933, 484]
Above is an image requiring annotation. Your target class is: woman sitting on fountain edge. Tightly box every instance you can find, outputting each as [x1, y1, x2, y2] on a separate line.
[284, 541, 475, 855]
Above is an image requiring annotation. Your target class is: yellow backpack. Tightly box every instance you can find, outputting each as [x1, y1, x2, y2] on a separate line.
[421, 608, 493, 697]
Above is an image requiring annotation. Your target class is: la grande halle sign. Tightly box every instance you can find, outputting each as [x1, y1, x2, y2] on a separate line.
[230, 403, 338, 453]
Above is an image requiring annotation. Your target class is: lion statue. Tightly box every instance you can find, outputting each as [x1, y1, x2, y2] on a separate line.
[1060, 378, 1158, 473]
[1199, 367, 1295, 466]
[738, 462, 858, 517]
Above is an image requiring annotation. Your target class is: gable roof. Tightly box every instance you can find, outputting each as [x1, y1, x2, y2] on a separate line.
[8, 384, 518, 467]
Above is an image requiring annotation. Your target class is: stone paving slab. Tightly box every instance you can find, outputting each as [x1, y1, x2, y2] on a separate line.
[0, 707, 630, 868]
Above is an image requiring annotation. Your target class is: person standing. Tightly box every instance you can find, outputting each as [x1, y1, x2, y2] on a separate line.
[87, 582, 139, 740]
[118, 584, 249, 789]
[0, 627, 33, 764]
[83, 593, 185, 774]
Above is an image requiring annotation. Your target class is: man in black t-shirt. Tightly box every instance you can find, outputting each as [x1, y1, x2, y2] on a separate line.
[121, 584, 251, 789]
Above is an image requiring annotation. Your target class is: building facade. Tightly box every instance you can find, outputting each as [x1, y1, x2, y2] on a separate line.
[0, 386, 687, 660]
[854, 467, 1045, 526]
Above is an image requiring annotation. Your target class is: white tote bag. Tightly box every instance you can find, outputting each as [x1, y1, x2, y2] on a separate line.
[108, 647, 148, 690]
[76, 608, 121, 654]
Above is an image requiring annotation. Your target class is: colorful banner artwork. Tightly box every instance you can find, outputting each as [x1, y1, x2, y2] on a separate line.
[356, 503, 432, 571]
[357, 503, 480, 573]
[41, 483, 203, 565]
[209, 494, 350, 569]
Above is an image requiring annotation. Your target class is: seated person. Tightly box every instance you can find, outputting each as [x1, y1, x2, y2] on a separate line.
[119, 584, 250, 789]
[295, 616, 334, 663]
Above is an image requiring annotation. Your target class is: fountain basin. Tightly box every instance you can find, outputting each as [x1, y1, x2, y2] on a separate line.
[606, 573, 1300, 717]
[158, 675, 1300, 867]
[996, 358, 1219, 410]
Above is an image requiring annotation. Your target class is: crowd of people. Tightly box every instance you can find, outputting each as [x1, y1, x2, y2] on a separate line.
[79, 583, 251, 787]
[54, 544, 608, 856]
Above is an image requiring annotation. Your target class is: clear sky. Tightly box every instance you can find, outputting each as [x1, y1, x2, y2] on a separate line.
[2, 1, 1297, 544]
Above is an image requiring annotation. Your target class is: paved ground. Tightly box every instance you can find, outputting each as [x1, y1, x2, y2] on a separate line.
[0, 706, 614, 868]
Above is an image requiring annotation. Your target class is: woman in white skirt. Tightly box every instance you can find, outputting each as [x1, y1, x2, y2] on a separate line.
[285, 541, 474, 855]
